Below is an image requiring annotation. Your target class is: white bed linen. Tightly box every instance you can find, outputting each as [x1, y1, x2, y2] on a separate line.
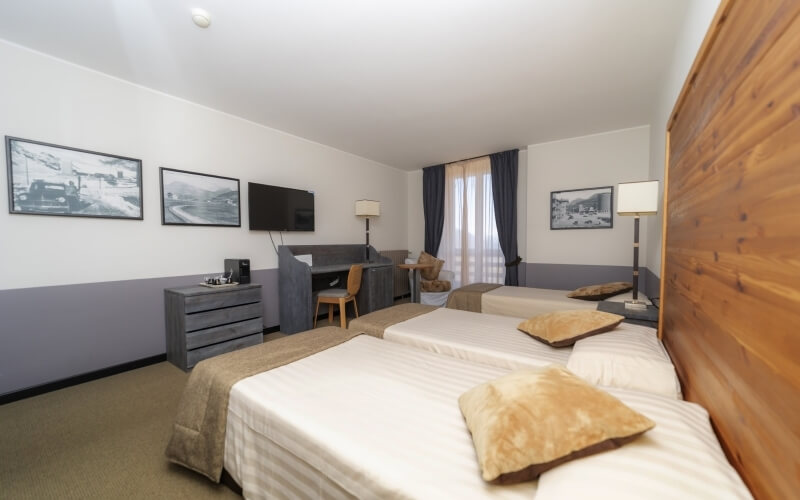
[384, 307, 570, 370]
[537, 387, 752, 499]
[224, 335, 535, 500]
[224, 335, 749, 500]
[481, 286, 650, 318]
[568, 323, 682, 399]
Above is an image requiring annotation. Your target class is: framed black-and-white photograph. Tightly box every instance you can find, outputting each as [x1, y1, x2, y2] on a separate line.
[6, 136, 143, 219]
[550, 186, 614, 230]
[160, 167, 240, 227]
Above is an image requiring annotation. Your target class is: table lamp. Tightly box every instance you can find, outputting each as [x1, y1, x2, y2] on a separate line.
[617, 180, 659, 310]
[355, 200, 380, 262]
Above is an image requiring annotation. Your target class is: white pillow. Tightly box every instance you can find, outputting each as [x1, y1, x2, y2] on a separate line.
[536, 387, 753, 500]
[566, 323, 682, 399]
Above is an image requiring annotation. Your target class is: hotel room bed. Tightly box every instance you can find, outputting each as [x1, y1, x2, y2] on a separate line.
[382, 307, 571, 370]
[446, 283, 650, 317]
[351, 305, 681, 400]
[169, 4, 795, 496]
[168, 330, 750, 499]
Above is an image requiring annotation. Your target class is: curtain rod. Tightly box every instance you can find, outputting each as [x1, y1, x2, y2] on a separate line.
[452, 153, 489, 164]
[434, 148, 520, 168]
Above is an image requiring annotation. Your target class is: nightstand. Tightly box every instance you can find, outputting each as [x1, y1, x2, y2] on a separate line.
[597, 300, 659, 328]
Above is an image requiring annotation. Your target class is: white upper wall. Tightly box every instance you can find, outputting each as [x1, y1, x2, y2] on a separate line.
[0, 41, 408, 290]
[646, 0, 721, 277]
[0, 1, 692, 170]
[526, 126, 651, 267]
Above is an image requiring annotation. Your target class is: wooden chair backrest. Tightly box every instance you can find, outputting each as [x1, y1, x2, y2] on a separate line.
[347, 264, 363, 296]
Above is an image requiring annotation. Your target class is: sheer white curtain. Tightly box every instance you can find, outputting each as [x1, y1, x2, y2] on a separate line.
[438, 157, 505, 288]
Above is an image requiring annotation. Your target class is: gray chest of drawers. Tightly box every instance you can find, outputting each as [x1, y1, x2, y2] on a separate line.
[165, 284, 264, 371]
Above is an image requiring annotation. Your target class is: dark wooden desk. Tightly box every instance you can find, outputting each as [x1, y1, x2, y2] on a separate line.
[311, 262, 392, 274]
[279, 245, 394, 333]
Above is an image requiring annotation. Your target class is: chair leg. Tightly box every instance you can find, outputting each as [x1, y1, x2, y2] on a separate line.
[314, 298, 320, 328]
[352, 297, 359, 318]
[328, 303, 334, 325]
[339, 297, 347, 328]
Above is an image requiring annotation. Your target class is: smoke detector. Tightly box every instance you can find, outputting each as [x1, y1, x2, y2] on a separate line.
[191, 8, 211, 28]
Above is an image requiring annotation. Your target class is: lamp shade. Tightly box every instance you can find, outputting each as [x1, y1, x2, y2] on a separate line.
[355, 199, 380, 217]
[617, 181, 659, 216]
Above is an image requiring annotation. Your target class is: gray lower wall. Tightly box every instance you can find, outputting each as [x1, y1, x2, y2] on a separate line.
[0, 263, 663, 397]
[524, 262, 658, 296]
[644, 267, 661, 303]
[0, 268, 279, 397]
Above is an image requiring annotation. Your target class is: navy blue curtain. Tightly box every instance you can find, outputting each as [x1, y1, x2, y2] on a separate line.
[490, 149, 520, 285]
[422, 164, 445, 256]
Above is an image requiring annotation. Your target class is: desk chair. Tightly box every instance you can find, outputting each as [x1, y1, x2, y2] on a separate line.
[315, 264, 363, 328]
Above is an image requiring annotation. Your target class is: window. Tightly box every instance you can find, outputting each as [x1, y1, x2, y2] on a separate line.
[438, 156, 505, 288]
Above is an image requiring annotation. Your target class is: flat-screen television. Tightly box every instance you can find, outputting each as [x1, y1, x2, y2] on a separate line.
[248, 182, 314, 231]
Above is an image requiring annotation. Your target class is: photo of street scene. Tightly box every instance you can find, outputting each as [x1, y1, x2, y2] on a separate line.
[160, 168, 240, 226]
[7, 138, 142, 219]
[550, 186, 613, 229]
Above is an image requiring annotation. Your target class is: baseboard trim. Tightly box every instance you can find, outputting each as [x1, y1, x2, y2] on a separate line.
[0, 353, 167, 406]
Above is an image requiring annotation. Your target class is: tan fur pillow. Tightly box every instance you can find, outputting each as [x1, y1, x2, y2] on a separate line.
[517, 310, 623, 347]
[459, 365, 655, 484]
[566, 281, 632, 301]
[420, 279, 452, 293]
[417, 251, 444, 280]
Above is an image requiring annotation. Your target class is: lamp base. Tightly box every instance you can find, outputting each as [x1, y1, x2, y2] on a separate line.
[624, 300, 649, 311]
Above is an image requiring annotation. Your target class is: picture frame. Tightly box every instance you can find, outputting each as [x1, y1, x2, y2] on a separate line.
[550, 186, 614, 230]
[6, 136, 143, 220]
[160, 167, 241, 227]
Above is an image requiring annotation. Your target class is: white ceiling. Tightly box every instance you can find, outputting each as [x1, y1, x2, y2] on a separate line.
[0, 0, 690, 170]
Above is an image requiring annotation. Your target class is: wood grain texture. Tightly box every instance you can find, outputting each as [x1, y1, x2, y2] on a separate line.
[662, 1, 800, 498]
[164, 285, 263, 371]
[184, 303, 262, 332]
[183, 286, 261, 313]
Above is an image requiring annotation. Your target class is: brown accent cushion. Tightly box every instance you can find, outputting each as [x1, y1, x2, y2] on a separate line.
[566, 281, 632, 301]
[420, 279, 452, 293]
[517, 310, 623, 347]
[458, 365, 655, 483]
[417, 251, 444, 280]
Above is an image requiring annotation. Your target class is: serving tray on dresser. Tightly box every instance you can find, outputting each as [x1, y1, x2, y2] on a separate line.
[165, 283, 264, 371]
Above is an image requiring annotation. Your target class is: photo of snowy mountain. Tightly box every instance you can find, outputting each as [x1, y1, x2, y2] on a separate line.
[6, 137, 142, 219]
[159, 167, 240, 227]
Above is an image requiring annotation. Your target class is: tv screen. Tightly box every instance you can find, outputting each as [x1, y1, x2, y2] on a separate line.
[248, 182, 314, 231]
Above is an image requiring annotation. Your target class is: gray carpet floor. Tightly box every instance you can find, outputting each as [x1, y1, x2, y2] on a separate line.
[0, 306, 404, 499]
[0, 361, 241, 499]
[0, 331, 287, 499]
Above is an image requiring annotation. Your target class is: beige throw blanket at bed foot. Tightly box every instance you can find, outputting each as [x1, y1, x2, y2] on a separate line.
[165, 326, 361, 482]
[348, 303, 438, 338]
[445, 283, 503, 312]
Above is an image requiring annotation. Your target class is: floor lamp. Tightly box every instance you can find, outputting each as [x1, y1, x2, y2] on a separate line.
[617, 180, 659, 311]
[355, 200, 380, 262]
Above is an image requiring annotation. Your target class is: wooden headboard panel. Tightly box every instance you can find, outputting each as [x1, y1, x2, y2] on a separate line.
[659, 1, 800, 498]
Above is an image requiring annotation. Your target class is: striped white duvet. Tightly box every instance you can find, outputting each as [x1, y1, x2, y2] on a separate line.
[224, 335, 535, 499]
[537, 387, 752, 499]
[567, 322, 682, 399]
[383, 307, 570, 370]
[223, 335, 750, 499]
[481, 286, 650, 318]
